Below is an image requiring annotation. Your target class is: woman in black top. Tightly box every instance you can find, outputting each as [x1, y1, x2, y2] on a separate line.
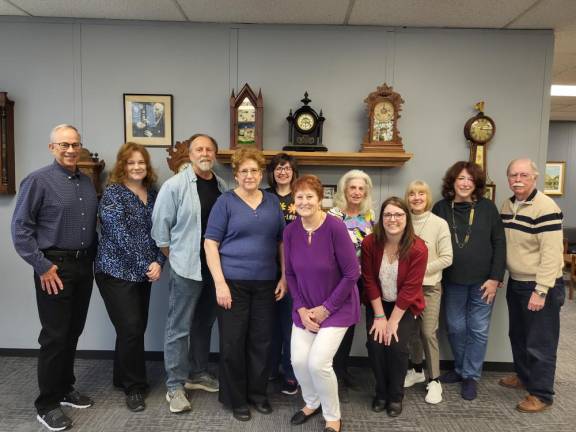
[432, 161, 505, 401]
[265, 153, 299, 395]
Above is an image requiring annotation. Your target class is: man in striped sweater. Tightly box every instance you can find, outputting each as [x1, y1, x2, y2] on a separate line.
[499, 158, 565, 413]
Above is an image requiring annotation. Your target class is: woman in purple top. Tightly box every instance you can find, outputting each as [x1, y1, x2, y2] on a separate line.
[284, 175, 359, 432]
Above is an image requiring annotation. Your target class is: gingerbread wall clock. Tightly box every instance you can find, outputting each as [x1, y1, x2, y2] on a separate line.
[230, 83, 263, 150]
[361, 83, 405, 153]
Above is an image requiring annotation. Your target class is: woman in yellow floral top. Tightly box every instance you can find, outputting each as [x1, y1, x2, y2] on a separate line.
[265, 153, 300, 395]
[328, 169, 375, 395]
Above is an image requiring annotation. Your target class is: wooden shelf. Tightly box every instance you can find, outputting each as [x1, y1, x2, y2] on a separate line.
[216, 149, 412, 168]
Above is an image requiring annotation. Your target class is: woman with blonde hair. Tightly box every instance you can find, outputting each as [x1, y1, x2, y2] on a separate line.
[329, 169, 375, 391]
[403, 180, 452, 404]
[95, 142, 164, 412]
[205, 148, 286, 421]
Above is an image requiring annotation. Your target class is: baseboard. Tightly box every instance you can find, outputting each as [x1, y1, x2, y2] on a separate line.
[0, 348, 514, 371]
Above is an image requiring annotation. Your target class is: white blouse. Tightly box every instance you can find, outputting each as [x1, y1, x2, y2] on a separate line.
[379, 254, 398, 302]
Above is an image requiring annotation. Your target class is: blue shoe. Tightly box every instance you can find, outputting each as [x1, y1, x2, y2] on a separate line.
[461, 378, 477, 400]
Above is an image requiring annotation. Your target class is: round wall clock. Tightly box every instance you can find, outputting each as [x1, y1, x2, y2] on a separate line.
[464, 114, 495, 145]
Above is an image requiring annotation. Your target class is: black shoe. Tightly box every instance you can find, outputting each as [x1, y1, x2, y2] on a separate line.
[372, 398, 386, 413]
[232, 406, 251, 421]
[37, 407, 72, 431]
[248, 399, 273, 414]
[126, 392, 146, 412]
[386, 401, 403, 417]
[290, 407, 321, 425]
[60, 390, 94, 409]
[325, 420, 342, 432]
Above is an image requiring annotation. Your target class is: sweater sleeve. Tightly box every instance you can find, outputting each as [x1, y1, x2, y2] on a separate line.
[395, 241, 428, 311]
[283, 226, 305, 311]
[361, 235, 381, 302]
[426, 217, 453, 276]
[488, 201, 507, 281]
[535, 204, 564, 290]
[322, 219, 360, 313]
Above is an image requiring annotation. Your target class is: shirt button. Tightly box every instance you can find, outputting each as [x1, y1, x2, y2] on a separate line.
[81, 213, 85, 216]
[79, 197, 82, 201]
[82, 227, 86, 231]
[81, 242, 85, 246]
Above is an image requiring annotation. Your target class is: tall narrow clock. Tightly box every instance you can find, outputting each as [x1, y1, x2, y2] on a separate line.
[464, 101, 495, 173]
[0, 92, 15, 195]
[230, 84, 263, 150]
[284, 92, 327, 152]
[361, 83, 405, 153]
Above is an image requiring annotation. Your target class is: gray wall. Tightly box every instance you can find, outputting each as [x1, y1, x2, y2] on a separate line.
[548, 121, 576, 227]
[0, 18, 554, 362]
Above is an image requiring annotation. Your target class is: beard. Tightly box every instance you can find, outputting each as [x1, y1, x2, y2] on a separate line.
[196, 160, 214, 172]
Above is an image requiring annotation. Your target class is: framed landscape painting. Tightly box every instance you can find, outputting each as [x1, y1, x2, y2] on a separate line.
[544, 161, 565, 196]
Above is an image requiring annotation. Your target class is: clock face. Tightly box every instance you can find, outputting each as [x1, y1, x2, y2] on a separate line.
[469, 117, 494, 143]
[296, 113, 315, 132]
[374, 101, 394, 122]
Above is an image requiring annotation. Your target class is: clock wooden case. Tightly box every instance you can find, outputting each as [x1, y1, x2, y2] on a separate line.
[0, 92, 15, 195]
[362, 84, 405, 153]
[464, 102, 495, 173]
[230, 83, 263, 150]
[284, 92, 327, 152]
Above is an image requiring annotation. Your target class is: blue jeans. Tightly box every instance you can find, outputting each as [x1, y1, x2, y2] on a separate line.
[164, 267, 203, 391]
[443, 282, 494, 380]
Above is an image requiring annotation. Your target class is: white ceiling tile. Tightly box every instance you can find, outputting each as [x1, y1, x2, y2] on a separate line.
[508, 0, 576, 30]
[11, 0, 186, 21]
[0, 0, 28, 15]
[348, 0, 534, 28]
[178, 0, 349, 24]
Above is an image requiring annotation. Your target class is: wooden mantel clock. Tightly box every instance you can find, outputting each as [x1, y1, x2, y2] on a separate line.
[361, 83, 405, 153]
[230, 83, 263, 150]
[0, 92, 15, 194]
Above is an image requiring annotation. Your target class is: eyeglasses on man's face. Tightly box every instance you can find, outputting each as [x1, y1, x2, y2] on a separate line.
[53, 142, 82, 150]
[507, 172, 533, 180]
[238, 168, 262, 177]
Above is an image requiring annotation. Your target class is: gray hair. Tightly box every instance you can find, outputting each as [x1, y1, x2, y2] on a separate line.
[506, 158, 539, 178]
[333, 169, 374, 215]
[49, 124, 80, 143]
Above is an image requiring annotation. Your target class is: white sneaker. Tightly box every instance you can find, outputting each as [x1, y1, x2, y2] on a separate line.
[166, 389, 191, 413]
[404, 369, 426, 388]
[425, 380, 443, 404]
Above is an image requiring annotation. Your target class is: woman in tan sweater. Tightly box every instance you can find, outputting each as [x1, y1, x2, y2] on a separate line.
[403, 180, 453, 404]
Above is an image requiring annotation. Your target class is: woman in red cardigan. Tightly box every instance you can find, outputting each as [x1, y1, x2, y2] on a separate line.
[361, 196, 427, 417]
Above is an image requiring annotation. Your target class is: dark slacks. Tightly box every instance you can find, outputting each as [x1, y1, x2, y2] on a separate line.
[506, 277, 565, 403]
[269, 292, 296, 381]
[333, 280, 363, 378]
[95, 272, 151, 394]
[188, 269, 218, 377]
[33, 253, 93, 415]
[218, 279, 275, 409]
[366, 302, 418, 403]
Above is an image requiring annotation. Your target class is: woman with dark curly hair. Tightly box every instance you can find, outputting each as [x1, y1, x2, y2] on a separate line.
[95, 142, 165, 412]
[432, 161, 506, 401]
[204, 148, 286, 421]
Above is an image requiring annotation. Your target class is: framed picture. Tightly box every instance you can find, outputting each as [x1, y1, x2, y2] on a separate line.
[483, 183, 496, 202]
[322, 184, 337, 209]
[124, 94, 173, 147]
[544, 161, 566, 196]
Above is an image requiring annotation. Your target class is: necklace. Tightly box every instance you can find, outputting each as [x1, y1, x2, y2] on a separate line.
[302, 212, 326, 245]
[451, 201, 475, 248]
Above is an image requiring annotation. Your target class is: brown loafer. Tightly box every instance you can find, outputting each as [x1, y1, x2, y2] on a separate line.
[499, 374, 524, 389]
[516, 395, 552, 413]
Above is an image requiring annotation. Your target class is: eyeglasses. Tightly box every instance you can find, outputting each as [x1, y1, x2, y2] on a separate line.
[274, 166, 293, 173]
[507, 172, 533, 180]
[383, 212, 406, 220]
[53, 142, 82, 150]
[238, 168, 262, 177]
[456, 176, 474, 183]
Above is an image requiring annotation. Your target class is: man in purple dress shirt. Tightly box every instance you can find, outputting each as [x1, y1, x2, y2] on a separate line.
[11, 124, 98, 432]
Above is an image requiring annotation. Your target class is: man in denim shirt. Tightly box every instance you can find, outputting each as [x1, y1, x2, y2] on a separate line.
[12, 124, 98, 431]
[152, 134, 227, 413]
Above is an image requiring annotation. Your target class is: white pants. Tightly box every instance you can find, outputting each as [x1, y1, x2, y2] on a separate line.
[291, 325, 348, 421]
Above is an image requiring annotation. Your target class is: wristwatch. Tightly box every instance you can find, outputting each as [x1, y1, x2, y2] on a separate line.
[534, 290, 547, 298]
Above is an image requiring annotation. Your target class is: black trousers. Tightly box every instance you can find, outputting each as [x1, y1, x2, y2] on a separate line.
[218, 280, 275, 409]
[366, 302, 418, 403]
[95, 272, 151, 394]
[333, 280, 363, 378]
[506, 277, 565, 403]
[33, 252, 94, 415]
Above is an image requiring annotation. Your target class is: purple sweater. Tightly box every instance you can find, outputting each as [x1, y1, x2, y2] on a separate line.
[283, 214, 360, 329]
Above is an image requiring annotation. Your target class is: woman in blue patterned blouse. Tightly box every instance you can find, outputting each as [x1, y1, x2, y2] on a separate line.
[95, 142, 165, 412]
